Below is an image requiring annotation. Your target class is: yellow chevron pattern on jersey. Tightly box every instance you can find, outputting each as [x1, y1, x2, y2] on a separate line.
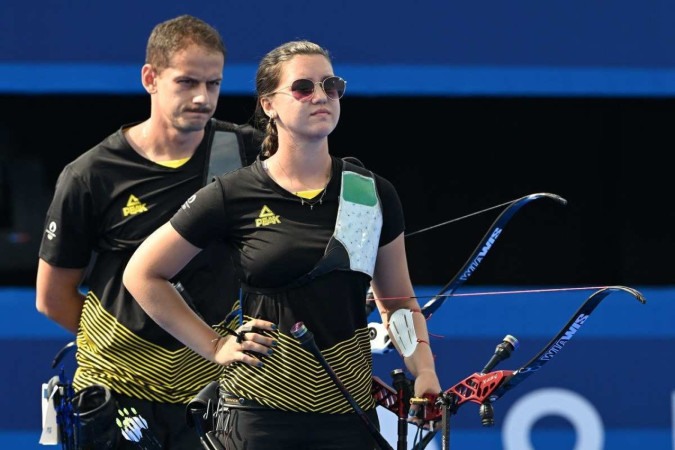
[73, 291, 226, 403]
[220, 326, 375, 413]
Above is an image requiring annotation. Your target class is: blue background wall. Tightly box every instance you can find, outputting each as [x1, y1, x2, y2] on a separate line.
[2, 1, 675, 96]
[2, 285, 672, 449]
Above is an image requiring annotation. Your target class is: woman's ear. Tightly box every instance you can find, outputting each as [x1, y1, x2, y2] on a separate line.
[260, 97, 275, 118]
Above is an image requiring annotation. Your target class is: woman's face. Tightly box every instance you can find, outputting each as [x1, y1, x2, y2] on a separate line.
[267, 54, 341, 143]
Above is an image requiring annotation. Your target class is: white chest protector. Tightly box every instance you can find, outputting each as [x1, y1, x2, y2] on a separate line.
[333, 169, 382, 277]
[243, 161, 383, 294]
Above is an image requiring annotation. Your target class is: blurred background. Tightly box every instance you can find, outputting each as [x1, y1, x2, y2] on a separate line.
[1, 1, 673, 449]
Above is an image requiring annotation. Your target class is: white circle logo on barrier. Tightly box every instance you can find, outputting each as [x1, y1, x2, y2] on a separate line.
[502, 388, 604, 450]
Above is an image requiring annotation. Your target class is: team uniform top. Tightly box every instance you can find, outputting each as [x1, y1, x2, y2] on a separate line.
[38, 120, 261, 403]
[170, 155, 405, 413]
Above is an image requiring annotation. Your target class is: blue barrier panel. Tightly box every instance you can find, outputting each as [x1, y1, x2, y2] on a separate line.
[1, 286, 672, 449]
[3, 0, 675, 96]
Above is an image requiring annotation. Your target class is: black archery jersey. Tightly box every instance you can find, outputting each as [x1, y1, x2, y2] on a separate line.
[170, 155, 405, 413]
[38, 120, 262, 403]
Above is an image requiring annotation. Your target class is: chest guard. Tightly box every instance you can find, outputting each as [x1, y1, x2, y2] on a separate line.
[333, 167, 382, 277]
[299, 160, 382, 282]
[242, 160, 383, 294]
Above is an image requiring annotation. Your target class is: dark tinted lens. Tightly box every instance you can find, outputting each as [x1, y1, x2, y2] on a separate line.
[290, 79, 315, 99]
[323, 77, 346, 99]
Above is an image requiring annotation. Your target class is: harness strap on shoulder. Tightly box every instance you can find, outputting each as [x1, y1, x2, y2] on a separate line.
[202, 119, 247, 185]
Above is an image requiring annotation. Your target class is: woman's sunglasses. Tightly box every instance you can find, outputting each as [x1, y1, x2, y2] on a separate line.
[270, 76, 347, 101]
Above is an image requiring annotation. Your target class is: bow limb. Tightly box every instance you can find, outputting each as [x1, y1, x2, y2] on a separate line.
[419, 192, 567, 319]
[366, 192, 565, 314]
[369, 192, 566, 355]
[488, 285, 645, 401]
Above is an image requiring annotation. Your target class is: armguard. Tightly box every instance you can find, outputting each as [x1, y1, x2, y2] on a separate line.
[388, 309, 418, 357]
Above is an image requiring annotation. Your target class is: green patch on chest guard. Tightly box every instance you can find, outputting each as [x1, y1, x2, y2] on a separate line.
[342, 172, 377, 206]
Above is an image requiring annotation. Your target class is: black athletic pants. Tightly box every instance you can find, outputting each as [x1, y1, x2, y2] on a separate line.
[216, 407, 381, 450]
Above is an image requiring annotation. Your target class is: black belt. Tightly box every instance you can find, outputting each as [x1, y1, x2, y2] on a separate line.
[220, 392, 270, 410]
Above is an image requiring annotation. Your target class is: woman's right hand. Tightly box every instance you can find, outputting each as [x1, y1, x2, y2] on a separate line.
[213, 319, 278, 367]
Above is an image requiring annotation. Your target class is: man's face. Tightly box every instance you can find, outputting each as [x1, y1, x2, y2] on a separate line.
[152, 44, 224, 133]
